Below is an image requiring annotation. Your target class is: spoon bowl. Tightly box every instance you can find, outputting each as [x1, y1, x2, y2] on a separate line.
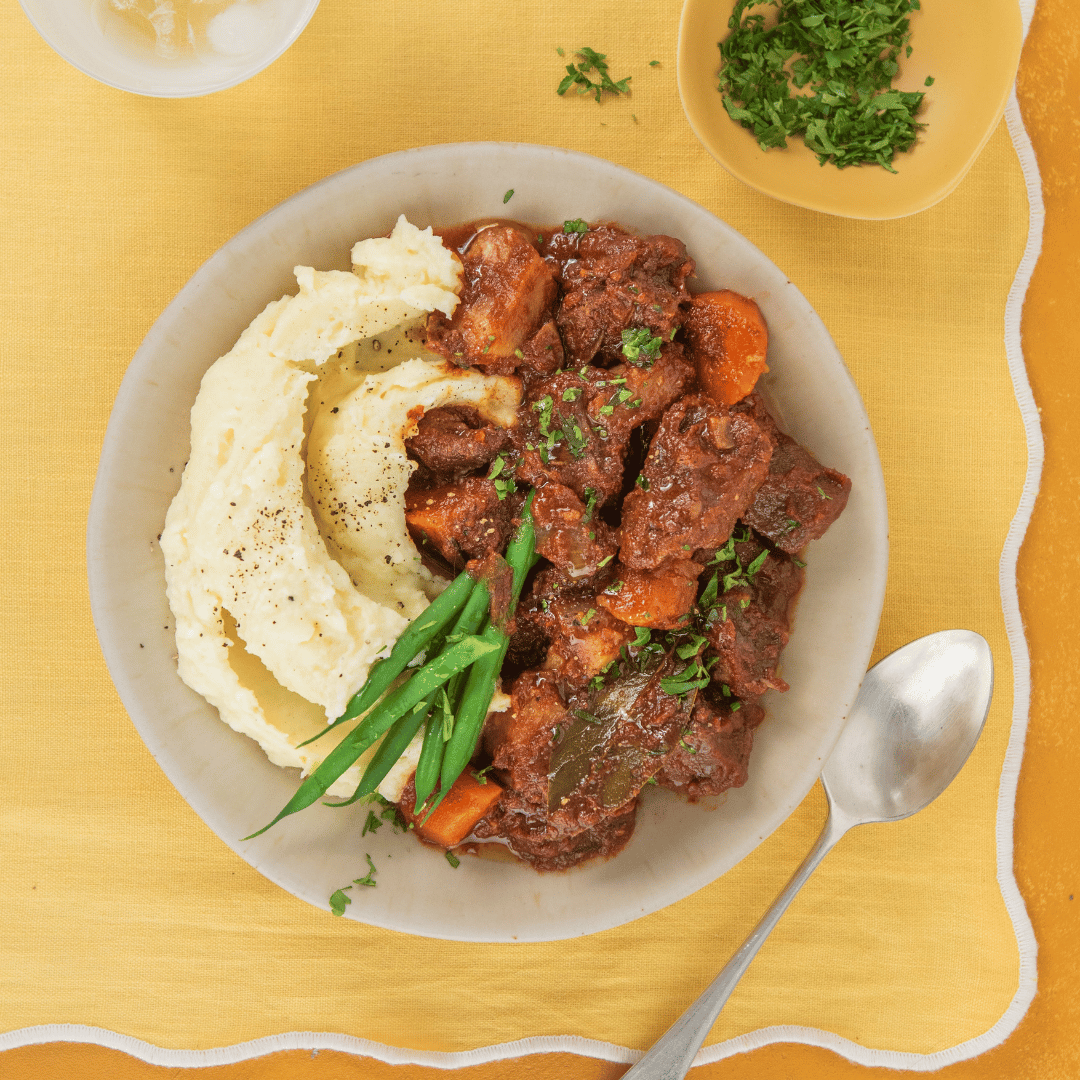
[823, 629, 993, 826]
[623, 629, 994, 1079]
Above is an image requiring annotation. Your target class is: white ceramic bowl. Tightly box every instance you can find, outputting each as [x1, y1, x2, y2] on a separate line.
[87, 143, 888, 942]
[18, 0, 318, 97]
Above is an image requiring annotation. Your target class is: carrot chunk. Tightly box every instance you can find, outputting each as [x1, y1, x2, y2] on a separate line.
[414, 770, 504, 849]
[684, 290, 769, 407]
[595, 560, 702, 630]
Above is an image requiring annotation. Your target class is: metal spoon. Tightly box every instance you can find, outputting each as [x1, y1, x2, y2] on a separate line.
[623, 629, 994, 1080]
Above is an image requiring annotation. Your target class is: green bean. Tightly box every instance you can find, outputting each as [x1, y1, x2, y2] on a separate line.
[350, 694, 434, 803]
[295, 569, 474, 748]
[412, 696, 448, 812]
[436, 630, 510, 802]
[506, 491, 537, 600]
[405, 569, 492, 810]
[243, 633, 499, 838]
[433, 493, 536, 809]
[449, 576, 492, 639]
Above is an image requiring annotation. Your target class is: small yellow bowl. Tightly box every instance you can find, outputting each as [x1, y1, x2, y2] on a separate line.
[677, 0, 1024, 219]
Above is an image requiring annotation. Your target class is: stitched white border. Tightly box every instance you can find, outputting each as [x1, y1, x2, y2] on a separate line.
[1, 4, 1043, 1069]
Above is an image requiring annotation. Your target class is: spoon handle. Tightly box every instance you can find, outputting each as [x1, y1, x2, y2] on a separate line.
[622, 808, 851, 1080]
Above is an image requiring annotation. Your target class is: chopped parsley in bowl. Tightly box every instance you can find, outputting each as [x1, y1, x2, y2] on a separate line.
[677, 0, 1023, 218]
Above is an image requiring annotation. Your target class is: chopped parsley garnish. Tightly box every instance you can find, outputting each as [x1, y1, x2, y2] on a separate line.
[699, 572, 719, 609]
[661, 663, 710, 698]
[557, 47, 632, 103]
[704, 532, 768, 597]
[445, 851, 461, 868]
[532, 395, 557, 438]
[659, 630, 712, 698]
[621, 327, 663, 366]
[675, 633, 709, 661]
[439, 687, 456, 742]
[330, 852, 380, 913]
[531, 392, 588, 459]
[361, 810, 383, 836]
[503, 189, 514, 204]
[566, 422, 589, 457]
[329, 888, 352, 916]
[563, 218, 589, 234]
[354, 853, 378, 887]
[717, 0, 930, 172]
[488, 454, 518, 500]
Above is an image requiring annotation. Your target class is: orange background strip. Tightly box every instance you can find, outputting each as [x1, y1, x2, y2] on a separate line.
[3, 1, 1077, 1077]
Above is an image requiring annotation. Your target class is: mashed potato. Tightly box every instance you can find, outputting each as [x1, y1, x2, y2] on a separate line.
[161, 217, 521, 798]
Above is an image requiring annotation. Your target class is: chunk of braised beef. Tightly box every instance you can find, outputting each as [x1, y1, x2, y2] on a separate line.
[738, 532, 805, 626]
[595, 559, 702, 630]
[554, 226, 694, 365]
[619, 395, 773, 569]
[604, 345, 695, 427]
[510, 368, 629, 505]
[482, 669, 567, 807]
[510, 353, 693, 508]
[472, 791, 638, 872]
[704, 584, 790, 697]
[531, 480, 617, 580]
[696, 529, 803, 698]
[405, 404, 508, 481]
[404, 477, 511, 569]
[506, 592, 551, 671]
[731, 390, 781, 442]
[538, 225, 583, 275]
[425, 226, 558, 373]
[654, 692, 764, 802]
[518, 319, 565, 374]
[511, 567, 589, 672]
[742, 432, 851, 554]
[536, 589, 636, 691]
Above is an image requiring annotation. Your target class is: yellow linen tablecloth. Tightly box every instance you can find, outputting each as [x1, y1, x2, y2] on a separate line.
[0, 0, 1030, 1063]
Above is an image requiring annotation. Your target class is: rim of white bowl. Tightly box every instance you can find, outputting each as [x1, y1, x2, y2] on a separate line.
[16, 0, 320, 98]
